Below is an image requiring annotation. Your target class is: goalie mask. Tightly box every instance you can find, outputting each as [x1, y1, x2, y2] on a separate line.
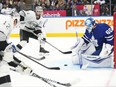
[84, 17, 96, 32]
[35, 6, 43, 19]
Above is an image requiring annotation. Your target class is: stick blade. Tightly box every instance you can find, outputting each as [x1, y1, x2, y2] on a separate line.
[65, 83, 71, 87]
[63, 51, 72, 54]
[49, 67, 60, 70]
[70, 78, 81, 86]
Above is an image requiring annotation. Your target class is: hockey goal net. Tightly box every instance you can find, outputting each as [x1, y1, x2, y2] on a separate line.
[114, 12, 116, 68]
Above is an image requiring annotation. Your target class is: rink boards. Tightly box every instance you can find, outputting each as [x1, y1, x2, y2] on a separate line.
[10, 16, 113, 38]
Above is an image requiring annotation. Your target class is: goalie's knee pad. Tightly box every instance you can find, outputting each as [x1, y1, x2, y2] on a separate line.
[72, 52, 80, 65]
[83, 43, 96, 55]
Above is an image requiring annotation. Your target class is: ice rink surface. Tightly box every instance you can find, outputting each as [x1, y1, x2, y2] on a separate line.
[9, 37, 116, 87]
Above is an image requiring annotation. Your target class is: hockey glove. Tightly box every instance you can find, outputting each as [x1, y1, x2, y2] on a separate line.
[12, 44, 17, 53]
[35, 25, 42, 31]
[33, 29, 42, 35]
[42, 38, 46, 41]
[37, 33, 46, 41]
[3, 44, 14, 63]
[16, 62, 33, 75]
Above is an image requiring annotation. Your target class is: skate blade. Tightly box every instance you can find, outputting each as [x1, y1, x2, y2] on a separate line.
[39, 53, 49, 56]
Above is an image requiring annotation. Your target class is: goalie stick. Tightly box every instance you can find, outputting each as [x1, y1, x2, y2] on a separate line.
[16, 50, 60, 70]
[44, 40, 72, 54]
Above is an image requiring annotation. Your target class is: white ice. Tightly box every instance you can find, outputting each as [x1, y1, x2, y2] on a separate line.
[8, 37, 116, 87]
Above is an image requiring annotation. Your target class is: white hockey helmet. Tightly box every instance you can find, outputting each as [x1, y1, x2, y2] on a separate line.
[35, 6, 43, 12]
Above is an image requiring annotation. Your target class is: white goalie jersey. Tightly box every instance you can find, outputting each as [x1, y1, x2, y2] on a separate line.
[0, 15, 14, 41]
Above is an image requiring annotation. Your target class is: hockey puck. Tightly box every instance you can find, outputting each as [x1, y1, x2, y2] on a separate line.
[64, 64, 68, 66]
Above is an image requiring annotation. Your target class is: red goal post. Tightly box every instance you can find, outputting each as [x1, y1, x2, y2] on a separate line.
[114, 12, 116, 68]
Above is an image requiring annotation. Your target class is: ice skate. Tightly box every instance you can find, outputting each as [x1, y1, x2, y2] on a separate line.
[39, 47, 49, 56]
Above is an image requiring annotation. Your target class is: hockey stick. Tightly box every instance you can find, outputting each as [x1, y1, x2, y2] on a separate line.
[44, 40, 72, 54]
[20, 52, 45, 61]
[43, 19, 72, 54]
[17, 50, 45, 61]
[9, 61, 79, 87]
[43, 19, 48, 27]
[75, 29, 78, 41]
[23, 24, 72, 54]
[10, 68, 79, 87]
[28, 55, 45, 61]
[32, 73, 81, 87]
[9, 61, 57, 87]
[10, 67, 75, 87]
[16, 50, 60, 70]
[32, 73, 72, 87]
[9, 60, 80, 87]
[70, 30, 79, 50]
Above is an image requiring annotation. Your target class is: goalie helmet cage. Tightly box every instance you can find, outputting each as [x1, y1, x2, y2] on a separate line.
[114, 12, 116, 68]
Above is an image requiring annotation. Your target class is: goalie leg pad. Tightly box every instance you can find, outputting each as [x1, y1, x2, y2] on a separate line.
[82, 43, 96, 55]
[72, 52, 80, 65]
[81, 54, 114, 69]
[72, 43, 96, 65]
